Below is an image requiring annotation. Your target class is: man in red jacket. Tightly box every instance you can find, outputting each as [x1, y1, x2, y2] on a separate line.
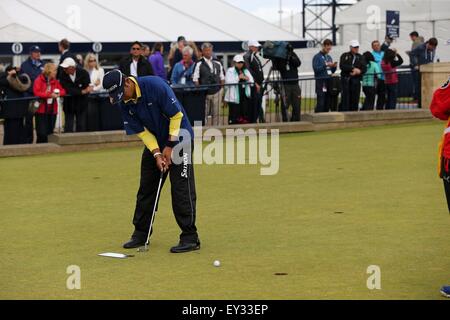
[429, 75, 450, 298]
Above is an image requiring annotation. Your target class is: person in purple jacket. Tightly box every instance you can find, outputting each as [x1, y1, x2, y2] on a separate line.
[149, 42, 167, 81]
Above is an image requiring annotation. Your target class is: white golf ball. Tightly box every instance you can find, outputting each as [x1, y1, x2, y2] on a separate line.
[213, 260, 221, 267]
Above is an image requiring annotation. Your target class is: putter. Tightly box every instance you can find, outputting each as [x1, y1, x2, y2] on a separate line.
[137, 170, 165, 253]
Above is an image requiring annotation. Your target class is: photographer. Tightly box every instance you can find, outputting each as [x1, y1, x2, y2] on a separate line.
[0, 66, 31, 145]
[273, 43, 302, 122]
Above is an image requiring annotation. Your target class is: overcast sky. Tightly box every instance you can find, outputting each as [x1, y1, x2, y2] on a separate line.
[223, 0, 303, 23]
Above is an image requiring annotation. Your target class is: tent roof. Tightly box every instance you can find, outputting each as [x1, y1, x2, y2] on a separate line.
[0, 0, 302, 43]
[336, 0, 450, 25]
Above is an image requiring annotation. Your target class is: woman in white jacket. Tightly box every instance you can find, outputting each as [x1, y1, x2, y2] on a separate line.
[84, 53, 105, 131]
[225, 54, 254, 124]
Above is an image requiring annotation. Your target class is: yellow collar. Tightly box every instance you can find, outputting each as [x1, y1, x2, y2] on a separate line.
[124, 77, 141, 104]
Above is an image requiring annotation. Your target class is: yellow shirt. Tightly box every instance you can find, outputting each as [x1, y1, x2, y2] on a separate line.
[126, 77, 184, 152]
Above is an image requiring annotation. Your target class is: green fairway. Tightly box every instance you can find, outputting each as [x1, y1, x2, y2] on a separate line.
[1, 121, 449, 300]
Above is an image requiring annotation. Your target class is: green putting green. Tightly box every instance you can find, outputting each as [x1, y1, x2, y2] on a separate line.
[0, 121, 449, 300]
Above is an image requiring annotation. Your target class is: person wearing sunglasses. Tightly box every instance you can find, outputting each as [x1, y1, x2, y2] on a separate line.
[119, 41, 154, 78]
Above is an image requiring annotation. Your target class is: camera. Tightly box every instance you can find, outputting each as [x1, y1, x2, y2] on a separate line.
[262, 41, 290, 61]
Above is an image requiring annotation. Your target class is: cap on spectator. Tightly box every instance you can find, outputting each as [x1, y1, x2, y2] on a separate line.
[103, 70, 125, 105]
[248, 40, 261, 48]
[349, 40, 360, 48]
[177, 36, 186, 42]
[30, 45, 41, 53]
[233, 54, 245, 63]
[60, 57, 76, 68]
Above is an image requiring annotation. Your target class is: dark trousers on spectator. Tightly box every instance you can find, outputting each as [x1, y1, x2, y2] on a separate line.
[254, 90, 265, 123]
[362, 86, 376, 111]
[412, 69, 420, 103]
[281, 83, 301, 122]
[385, 83, 398, 110]
[228, 103, 240, 125]
[3, 118, 25, 145]
[65, 108, 87, 133]
[35, 113, 56, 144]
[175, 90, 207, 127]
[375, 79, 386, 110]
[341, 77, 361, 112]
[132, 146, 199, 244]
[24, 111, 34, 144]
[87, 98, 101, 132]
[315, 79, 331, 113]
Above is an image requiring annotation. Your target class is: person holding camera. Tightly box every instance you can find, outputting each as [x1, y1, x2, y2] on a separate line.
[276, 43, 302, 122]
[339, 40, 367, 112]
[33, 63, 66, 143]
[0, 66, 31, 145]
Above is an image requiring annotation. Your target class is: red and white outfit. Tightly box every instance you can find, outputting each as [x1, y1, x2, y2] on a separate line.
[430, 76, 450, 211]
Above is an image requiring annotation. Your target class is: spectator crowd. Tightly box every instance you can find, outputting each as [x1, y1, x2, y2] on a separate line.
[0, 33, 439, 145]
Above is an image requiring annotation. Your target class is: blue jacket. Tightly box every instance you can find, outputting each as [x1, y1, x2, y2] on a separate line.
[20, 57, 44, 94]
[120, 76, 194, 149]
[171, 61, 195, 86]
[372, 50, 385, 80]
[410, 43, 436, 66]
[312, 51, 336, 79]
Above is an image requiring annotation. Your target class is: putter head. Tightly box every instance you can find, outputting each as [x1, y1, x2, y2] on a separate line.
[137, 244, 149, 253]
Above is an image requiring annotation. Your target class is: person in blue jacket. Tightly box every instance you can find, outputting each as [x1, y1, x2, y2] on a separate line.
[312, 39, 337, 113]
[20, 45, 44, 143]
[103, 70, 200, 254]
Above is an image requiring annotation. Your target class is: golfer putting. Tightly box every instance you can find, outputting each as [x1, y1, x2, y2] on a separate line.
[103, 70, 200, 254]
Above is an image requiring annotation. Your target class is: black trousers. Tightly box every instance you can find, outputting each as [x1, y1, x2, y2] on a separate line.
[385, 84, 398, 110]
[375, 79, 386, 110]
[315, 79, 331, 113]
[281, 83, 301, 122]
[3, 118, 26, 145]
[65, 108, 87, 133]
[362, 86, 376, 111]
[35, 114, 56, 143]
[341, 77, 361, 112]
[442, 158, 450, 213]
[24, 111, 34, 144]
[87, 98, 101, 132]
[132, 145, 199, 243]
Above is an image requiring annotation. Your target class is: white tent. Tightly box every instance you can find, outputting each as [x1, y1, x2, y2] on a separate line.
[0, 0, 302, 43]
[335, 0, 450, 63]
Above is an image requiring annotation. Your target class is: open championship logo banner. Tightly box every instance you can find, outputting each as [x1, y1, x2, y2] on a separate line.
[386, 10, 400, 39]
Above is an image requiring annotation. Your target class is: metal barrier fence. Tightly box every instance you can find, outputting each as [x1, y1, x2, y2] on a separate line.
[0, 69, 419, 131]
[173, 68, 418, 127]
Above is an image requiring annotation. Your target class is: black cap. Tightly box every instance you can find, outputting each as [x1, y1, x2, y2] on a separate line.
[30, 45, 41, 53]
[177, 36, 186, 42]
[103, 70, 125, 104]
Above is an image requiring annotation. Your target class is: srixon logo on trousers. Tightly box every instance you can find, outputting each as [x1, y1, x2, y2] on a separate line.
[181, 153, 189, 178]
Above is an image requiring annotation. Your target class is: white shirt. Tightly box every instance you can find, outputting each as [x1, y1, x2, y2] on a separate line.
[130, 60, 138, 77]
[193, 57, 225, 83]
[88, 67, 105, 92]
[69, 72, 76, 83]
